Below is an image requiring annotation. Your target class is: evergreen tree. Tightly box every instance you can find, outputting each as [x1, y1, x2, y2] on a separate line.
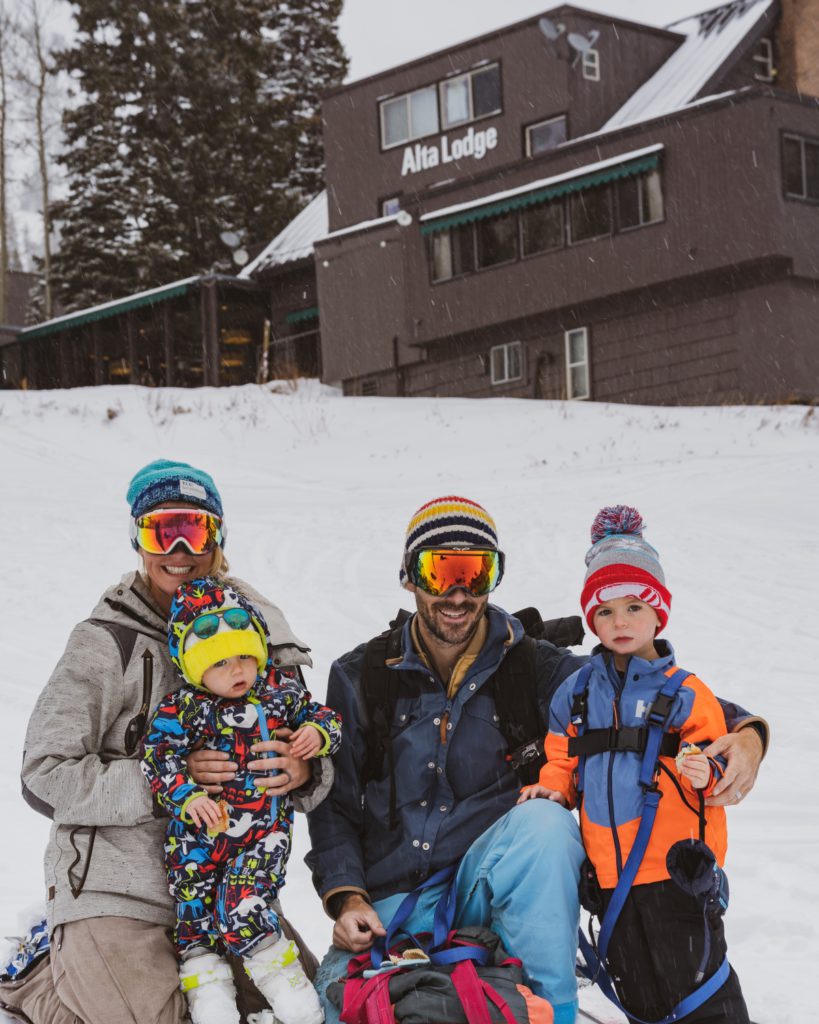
[50, 0, 347, 312]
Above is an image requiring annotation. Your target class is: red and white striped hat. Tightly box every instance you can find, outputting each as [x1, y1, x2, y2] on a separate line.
[580, 506, 671, 635]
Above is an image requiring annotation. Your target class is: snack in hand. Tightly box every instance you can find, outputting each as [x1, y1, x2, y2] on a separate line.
[675, 742, 702, 773]
[207, 799, 231, 835]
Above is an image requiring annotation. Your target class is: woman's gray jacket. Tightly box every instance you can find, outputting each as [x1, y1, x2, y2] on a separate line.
[21, 571, 328, 933]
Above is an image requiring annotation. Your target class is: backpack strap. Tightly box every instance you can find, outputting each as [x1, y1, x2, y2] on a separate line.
[487, 635, 545, 785]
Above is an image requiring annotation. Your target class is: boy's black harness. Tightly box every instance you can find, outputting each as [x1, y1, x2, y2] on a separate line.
[359, 608, 584, 830]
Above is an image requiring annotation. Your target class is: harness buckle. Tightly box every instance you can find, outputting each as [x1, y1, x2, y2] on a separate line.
[570, 691, 587, 728]
[507, 740, 542, 771]
[646, 692, 675, 729]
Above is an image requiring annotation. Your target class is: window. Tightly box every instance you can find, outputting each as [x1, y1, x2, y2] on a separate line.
[568, 185, 611, 243]
[490, 341, 523, 385]
[753, 38, 775, 83]
[782, 134, 819, 201]
[520, 201, 563, 256]
[440, 64, 501, 130]
[476, 214, 517, 269]
[382, 196, 402, 217]
[616, 169, 664, 230]
[525, 116, 567, 157]
[360, 378, 378, 396]
[582, 48, 600, 82]
[380, 85, 439, 149]
[565, 328, 590, 400]
[430, 224, 476, 281]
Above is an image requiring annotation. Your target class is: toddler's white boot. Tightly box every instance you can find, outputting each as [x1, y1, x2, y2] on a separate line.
[179, 951, 240, 1024]
[244, 934, 323, 1024]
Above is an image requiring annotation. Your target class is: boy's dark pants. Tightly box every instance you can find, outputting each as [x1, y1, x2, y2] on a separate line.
[601, 879, 749, 1024]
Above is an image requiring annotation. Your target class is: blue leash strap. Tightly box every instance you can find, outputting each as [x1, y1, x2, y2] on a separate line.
[252, 703, 280, 824]
[370, 864, 455, 968]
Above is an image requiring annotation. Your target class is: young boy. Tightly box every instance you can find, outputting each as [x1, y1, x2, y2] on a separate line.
[141, 577, 341, 1024]
[519, 506, 749, 1023]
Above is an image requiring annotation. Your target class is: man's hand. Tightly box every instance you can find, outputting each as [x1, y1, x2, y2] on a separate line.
[704, 728, 763, 806]
[332, 894, 386, 953]
[186, 747, 237, 795]
[248, 728, 311, 794]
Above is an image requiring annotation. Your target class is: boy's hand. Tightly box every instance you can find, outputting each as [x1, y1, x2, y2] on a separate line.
[517, 784, 568, 807]
[678, 752, 710, 789]
[186, 795, 224, 828]
[289, 726, 322, 760]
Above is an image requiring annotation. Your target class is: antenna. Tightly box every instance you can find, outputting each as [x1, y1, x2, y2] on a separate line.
[538, 16, 565, 41]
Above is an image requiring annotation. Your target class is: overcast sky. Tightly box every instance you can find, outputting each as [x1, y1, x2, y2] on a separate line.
[337, 0, 722, 82]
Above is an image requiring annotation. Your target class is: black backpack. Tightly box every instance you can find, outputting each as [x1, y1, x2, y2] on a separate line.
[359, 608, 584, 829]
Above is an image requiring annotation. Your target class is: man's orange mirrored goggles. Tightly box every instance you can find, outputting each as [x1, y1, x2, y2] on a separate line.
[130, 508, 224, 555]
[407, 548, 504, 597]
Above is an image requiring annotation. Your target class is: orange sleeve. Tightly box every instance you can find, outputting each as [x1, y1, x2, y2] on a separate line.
[677, 675, 728, 798]
[538, 726, 579, 808]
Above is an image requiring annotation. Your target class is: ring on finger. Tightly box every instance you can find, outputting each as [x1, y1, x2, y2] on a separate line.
[280, 769, 292, 785]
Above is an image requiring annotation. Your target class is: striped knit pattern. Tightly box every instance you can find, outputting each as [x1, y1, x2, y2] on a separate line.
[399, 496, 498, 585]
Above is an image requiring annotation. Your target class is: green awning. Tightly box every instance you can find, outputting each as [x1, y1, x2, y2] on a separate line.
[420, 153, 660, 235]
[285, 306, 319, 325]
[19, 278, 197, 340]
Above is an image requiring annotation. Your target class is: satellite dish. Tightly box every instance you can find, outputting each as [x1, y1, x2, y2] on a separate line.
[538, 16, 565, 41]
[220, 230, 241, 248]
[396, 210, 413, 227]
[232, 248, 249, 267]
[567, 29, 600, 54]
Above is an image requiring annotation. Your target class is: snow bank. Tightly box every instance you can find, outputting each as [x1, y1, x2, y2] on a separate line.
[1, 381, 815, 1022]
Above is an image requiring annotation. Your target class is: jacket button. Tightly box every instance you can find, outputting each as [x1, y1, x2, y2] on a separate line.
[427, 762, 435, 770]
[420, 800, 428, 807]
[439, 805, 448, 813]
[469, 683, 477, 690]
[412, 839, 420, 847]
[446, 723, 452, 731]
[436, 767, 443, 774]
[433, 718, 441, 725]
[422, 842, 430, 851]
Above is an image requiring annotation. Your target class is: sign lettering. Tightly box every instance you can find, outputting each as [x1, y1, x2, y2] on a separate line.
[400, 125, 498, 177]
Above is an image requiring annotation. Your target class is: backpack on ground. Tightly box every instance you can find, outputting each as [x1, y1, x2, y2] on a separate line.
[359, 607, 584, 828]
[328, 867, 554, 1024]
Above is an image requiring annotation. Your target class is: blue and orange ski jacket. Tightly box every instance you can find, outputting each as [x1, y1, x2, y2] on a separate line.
[537, 641, 728, 890]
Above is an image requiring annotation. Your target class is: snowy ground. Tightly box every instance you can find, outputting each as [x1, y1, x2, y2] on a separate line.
[0, 382, 815, 1023]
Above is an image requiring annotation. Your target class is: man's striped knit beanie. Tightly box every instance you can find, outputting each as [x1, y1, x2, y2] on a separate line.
[399, 496, 499, 586]
[580, 505, 671, 635]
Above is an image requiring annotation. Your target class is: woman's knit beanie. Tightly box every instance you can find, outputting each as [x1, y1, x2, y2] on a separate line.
[127, 459, 223, 520]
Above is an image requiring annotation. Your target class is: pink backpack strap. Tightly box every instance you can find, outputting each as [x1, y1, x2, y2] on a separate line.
[340, 972, 395, 1024]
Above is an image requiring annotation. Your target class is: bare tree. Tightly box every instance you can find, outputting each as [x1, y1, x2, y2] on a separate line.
[0, 7, 11, 322]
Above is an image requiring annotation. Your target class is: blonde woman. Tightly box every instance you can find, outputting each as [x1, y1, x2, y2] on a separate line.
[0, 460, 328, 1024]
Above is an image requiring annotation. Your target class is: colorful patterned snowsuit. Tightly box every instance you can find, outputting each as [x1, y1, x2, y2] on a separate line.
[141, 671, 341, 956]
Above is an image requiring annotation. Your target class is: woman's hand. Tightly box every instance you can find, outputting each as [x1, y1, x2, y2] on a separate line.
[704, 728, 763, 806]
[332, 894, 386, 953]
[248, 728, 311, 794]
[186, 746, 237, 795]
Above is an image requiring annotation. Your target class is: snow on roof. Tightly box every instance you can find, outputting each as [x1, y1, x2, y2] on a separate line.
[240, 191, 328, 277]
[603, 0, 775, 132]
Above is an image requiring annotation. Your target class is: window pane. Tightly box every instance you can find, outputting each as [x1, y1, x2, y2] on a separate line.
[382, 97, 408, 148]
[528, 117, 567, 156]
[472, 65, 501, 119]
[642, 169, 664, 223]
[442, 77, 470, 128]
[508, 342, 522, 380]
[570, 363, 589, 399]
[382, 196, 402, 217]
[431, 232, 453, 281]
[521, 202, 562, 255]
[476, 214, 517, 268]
[491, 346, 506, 382]
[568, 330, 586, 365]
[451, 224, 475, 275]
[783, 137, 804, 197]
[616, 176, 641, 230]
[805, 140, 819, 200]
[569, 186, 611, 242]
[410, 86, 438, 138]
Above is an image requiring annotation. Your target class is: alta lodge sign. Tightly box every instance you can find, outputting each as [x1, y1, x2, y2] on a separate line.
[401, 125, 498, 176]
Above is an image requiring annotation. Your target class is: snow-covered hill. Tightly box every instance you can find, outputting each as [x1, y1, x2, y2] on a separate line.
[1, 382, 815, 1023]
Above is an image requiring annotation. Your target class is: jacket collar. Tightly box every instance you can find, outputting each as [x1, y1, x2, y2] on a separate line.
[590, 638, 677, 678]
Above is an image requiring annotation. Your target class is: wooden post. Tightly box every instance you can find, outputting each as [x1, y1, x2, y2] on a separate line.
[126, 313, 136, 384]
[200, 279, 220, 386]
[163, 301, 174, 387]
[92, 322, 103, 385]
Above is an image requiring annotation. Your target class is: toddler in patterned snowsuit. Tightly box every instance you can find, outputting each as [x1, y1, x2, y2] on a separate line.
[141, 577, 341, 1024]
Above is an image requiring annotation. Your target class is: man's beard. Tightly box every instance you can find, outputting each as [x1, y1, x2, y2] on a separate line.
[416, 596, 483, 647]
